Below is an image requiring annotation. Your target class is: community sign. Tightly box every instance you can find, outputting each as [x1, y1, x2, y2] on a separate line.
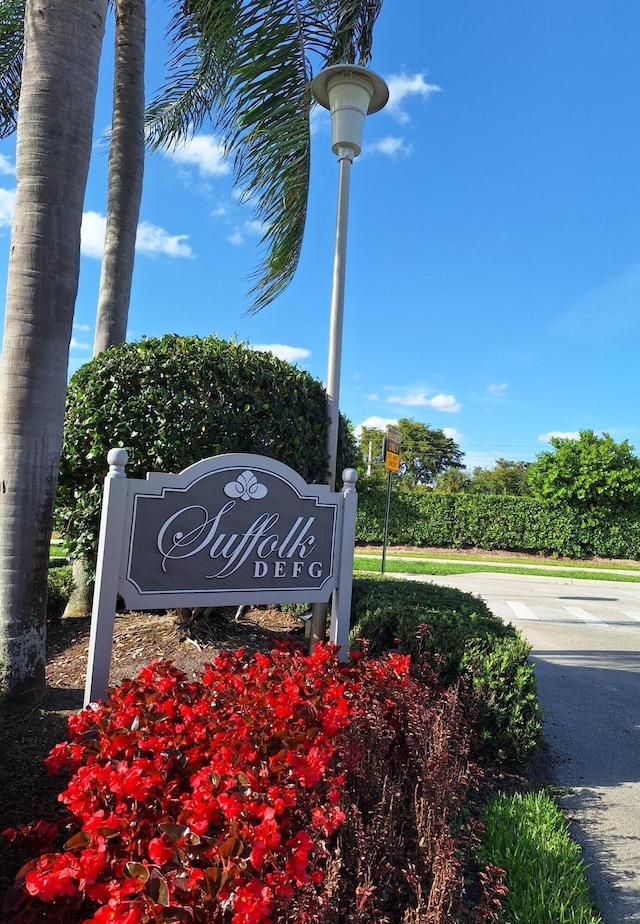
[85, 451, 358, 705]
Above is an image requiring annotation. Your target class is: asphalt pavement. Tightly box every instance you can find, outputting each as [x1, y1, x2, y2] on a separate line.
[396, 569, 640, 923]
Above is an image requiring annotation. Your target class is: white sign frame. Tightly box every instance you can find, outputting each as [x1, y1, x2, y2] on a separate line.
[84, 450, 358, 705]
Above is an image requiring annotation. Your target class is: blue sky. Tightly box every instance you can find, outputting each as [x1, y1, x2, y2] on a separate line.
[2, 1, 640, 471]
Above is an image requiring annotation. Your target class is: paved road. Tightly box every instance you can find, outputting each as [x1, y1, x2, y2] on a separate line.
[399, 571, 640, 923]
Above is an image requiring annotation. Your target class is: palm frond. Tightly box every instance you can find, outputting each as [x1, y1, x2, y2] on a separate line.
[0, 0, 25, 138]
[147, 0, 384, 312]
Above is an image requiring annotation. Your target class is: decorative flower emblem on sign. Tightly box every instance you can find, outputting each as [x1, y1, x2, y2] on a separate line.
[224, 470, 269, 502]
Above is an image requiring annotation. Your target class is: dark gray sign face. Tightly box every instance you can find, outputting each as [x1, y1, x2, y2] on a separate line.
[125, 466, 338, 596]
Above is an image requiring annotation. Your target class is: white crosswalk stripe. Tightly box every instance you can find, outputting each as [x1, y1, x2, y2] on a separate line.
[503, 601, 640, 628]
[506, 601, 539, 620]
[563, 606, 610, 628]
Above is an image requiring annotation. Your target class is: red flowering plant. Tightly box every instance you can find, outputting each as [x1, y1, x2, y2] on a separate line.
[2, 642, 358, 924]
[3, 635, 508, 924]
[317, 635, 508, 924]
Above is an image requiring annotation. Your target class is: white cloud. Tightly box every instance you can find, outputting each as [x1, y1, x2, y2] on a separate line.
[429, 394, 461, 412]
[81, 212, 194, 259]
[487, 383, 507, 397]
[228, 219, 267, 246]
[245, 219, 267, 236]
[81, 211, 106, 258]
[70, 337, 90, 351]
[0, 154, 15, 176]
[166, 134, 230, 178]
[310, 105, 328, 137]
[385, 72, 441, 124]
[73, 322, 91, 332]
[251, 343, 311, 364]
[136, 221, 193, 258]
[367, 136, 413, 158]
[443, 428, 464, 442]
[0, 186, 16, 227]
[353, 416, 398, 439]
[538, 431, 580, 443]
[387, 392, 462, 413]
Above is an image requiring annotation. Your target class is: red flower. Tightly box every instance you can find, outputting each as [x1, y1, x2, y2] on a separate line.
[86, 904, 144, 924]
[25, 863, 78, 902]
[285, 831, 315, 884]
[147, 836, 174, 866]
[9, 648, 360, 921]
[232, 878, 273, 924]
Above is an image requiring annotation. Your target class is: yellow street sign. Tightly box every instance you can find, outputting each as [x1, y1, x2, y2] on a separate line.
[383, 427, 402, 473]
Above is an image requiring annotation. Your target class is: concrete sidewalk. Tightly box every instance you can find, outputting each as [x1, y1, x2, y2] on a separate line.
[410, 571, 640, 923]
[532, 645, 640, 924]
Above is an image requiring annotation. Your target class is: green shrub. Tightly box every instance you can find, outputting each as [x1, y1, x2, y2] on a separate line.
[56, 335, 357, 564]
[463, 636, 542, 763]
[46, 565, 74, 623]
[350, 575, 541, 764]
[351, 575, 508, 670]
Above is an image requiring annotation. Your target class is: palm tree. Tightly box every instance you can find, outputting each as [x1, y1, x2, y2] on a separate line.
[147, 0, 384, 314]
[91, 0, 384, 354]
[0, 0, 108, 706]
[82, 0, 383, 619]
[93, 0, 146, 355]
[4, 1, 385, 355]
[0, 0, 383, 702]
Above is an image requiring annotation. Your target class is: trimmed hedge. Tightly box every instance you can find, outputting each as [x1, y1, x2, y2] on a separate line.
[46, 565, 74, 623]
[350, 575, 542, 763]
[351, 575, 504, 676]
[356, 484, 640, 559]
[56, 335, 356, 563]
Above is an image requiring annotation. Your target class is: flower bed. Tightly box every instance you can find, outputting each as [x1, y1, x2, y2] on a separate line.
[3, 641, 506, 923]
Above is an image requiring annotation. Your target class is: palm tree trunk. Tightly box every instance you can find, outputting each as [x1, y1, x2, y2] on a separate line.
[93, 0, 145, 355]
[0, 0, 107, 708]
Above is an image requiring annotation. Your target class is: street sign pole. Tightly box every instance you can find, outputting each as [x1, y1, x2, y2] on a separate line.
[381, 426, 401, 574]
[381, 470, 392, 574]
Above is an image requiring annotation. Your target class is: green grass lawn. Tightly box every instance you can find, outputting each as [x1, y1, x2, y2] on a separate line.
[49, 540, 67, 559]
[357, 547, 640, 571]
[353, 550, 640, 582]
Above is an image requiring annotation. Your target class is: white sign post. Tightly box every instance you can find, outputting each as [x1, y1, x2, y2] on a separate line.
[84, 450, 358, 705]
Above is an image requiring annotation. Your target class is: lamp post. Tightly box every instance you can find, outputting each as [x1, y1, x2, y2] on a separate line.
[311, 63, 389, 490]
[308, 64, 388, 646]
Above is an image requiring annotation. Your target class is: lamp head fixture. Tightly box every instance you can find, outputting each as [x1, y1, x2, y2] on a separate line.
[311, 63, 389, 159]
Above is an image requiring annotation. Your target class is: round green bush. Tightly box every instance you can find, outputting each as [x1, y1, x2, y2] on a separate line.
[56, 335, 357, 563]
[350, 575, 541, 764]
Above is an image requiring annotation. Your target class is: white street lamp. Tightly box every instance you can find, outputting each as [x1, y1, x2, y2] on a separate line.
[309, 64, 388, 646]
[311, 63, 388, 491]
